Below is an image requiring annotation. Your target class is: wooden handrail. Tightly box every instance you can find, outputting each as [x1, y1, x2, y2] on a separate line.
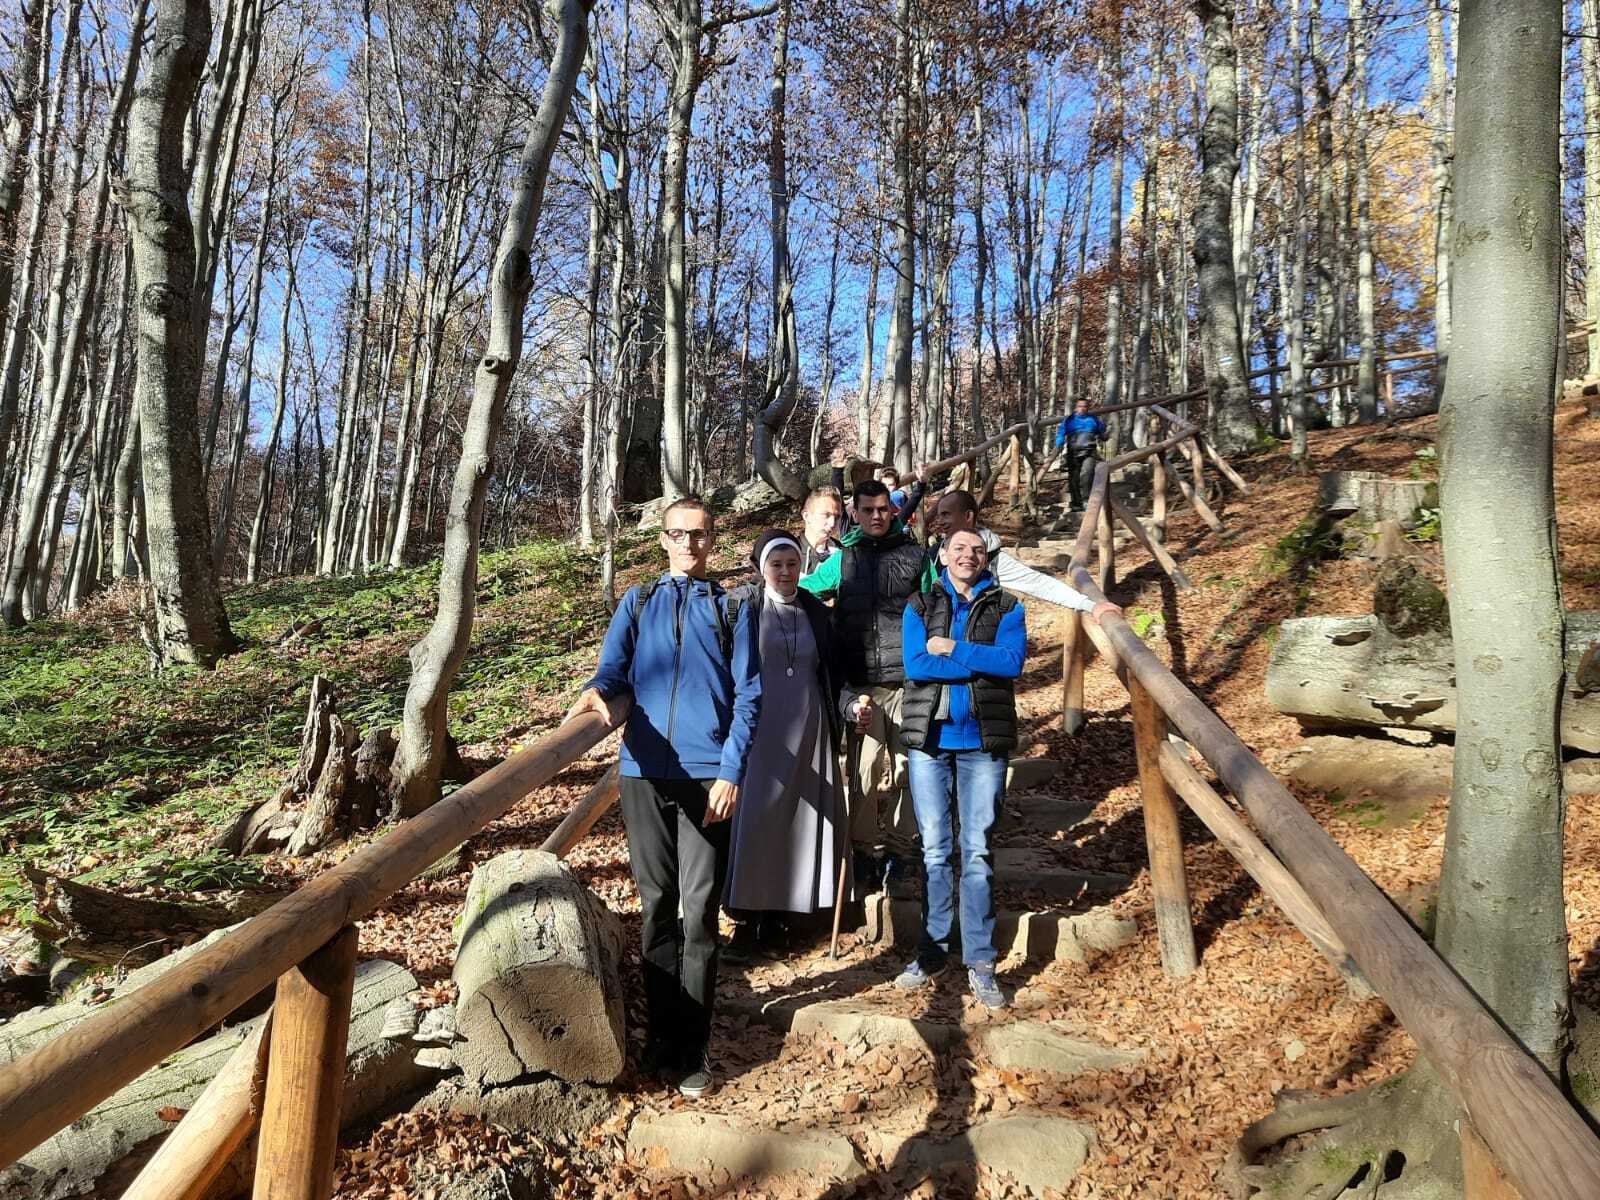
[0, 701, 628, 1169]
[1061, 463, 1600, 1198]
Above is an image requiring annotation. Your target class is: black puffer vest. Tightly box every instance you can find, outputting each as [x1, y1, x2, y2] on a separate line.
[901, 586, 1021, 754]
[835, 532, 927, 686]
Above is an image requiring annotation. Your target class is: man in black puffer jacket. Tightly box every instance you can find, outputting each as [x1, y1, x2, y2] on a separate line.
[800, 479, 936, 889]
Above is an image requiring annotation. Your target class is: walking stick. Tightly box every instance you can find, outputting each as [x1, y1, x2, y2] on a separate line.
[830, 720, 864, 959]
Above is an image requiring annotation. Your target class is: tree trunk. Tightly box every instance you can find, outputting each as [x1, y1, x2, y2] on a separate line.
[753, 0, 804, 500]
[657, 0, 699, 501]
[1102, 42, 1125, 423]
[810, 226, 840, 467]
[317, 0, 376, 576]
[1351, 0, 1377, 422]
[0, 0, 48, 498]
[245, 230, 301, 583]
[1584, 0, 1600, 374]
[1288, 1, 1311, 464]
[886, 0, 915, 471]
[387, 0, 589, 818]
[856, 214, 881, 457]
[119, 0, 235, 666]
[1426, 0, 1453, 406]
[1434, 0, 1567, 1072]
[1192, 0, 1259, 454]
[1063, 146, 1095, 408]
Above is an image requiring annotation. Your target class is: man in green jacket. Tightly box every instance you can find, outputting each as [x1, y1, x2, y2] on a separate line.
[801, 479, 937, 893]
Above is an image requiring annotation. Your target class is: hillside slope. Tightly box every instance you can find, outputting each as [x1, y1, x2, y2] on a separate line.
[5, 402, 1600, 1197]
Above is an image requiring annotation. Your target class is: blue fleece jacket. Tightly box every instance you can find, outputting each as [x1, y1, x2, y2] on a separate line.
[583, 573, 762, 784]
[1054, 412, 1107, 449]
[901, 572, 1027, 751]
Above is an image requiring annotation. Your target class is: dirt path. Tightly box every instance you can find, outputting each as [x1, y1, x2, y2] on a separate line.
[334, 405, 1600, 1199]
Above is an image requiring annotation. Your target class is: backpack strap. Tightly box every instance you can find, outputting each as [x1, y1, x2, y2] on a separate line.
[630, 578, 742, 663]
[718, 594, 742, 663]
[627, 580, 660, 642]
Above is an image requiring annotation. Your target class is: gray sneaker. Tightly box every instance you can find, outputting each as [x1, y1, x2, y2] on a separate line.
[677, 1047, 713, 1098]
[894, 959, 946, 989]
[968, 966, 1006, 1010]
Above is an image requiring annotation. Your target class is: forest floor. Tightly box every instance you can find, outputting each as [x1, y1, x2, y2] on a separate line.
[6, 401, 1600, 1198]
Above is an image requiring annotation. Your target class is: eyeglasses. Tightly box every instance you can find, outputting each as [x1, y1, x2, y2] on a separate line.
[663, 528, 712, 544]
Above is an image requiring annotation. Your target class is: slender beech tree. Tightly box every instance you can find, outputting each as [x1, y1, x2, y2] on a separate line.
[753, 0, 805, 499]
[388, 0, 591, 817]
[1193, 0, 1259, 453]
[1436, 0, 1567, 1074]
[117, 0, 235, 665]
[886, 0, 916, 470]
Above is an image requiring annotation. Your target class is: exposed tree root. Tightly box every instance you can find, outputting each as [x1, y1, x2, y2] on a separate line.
[1221, 1064, 1461, 1200]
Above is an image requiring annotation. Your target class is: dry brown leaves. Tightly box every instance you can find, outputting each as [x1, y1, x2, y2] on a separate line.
[296, 408, 1600, 1196]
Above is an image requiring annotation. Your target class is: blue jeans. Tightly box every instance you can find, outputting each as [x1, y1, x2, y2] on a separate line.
[907, 748, 1007, 968]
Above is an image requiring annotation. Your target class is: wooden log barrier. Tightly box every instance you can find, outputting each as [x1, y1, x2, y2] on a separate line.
[1155, 742, 1364, 991]
[1150, 452, 1168, 542]
[1063, 572, 1600, 1200]
[540, 763, 622, 858]
[0, 701, 628, 1169]
[121, 1012, 274, 1200]
[1129, 677, 1197, 977]
[1164, 451, 1223, 533]
[1062, 612, 1086, 737]
[253, 926, 358, 1200]
[1109, 492, 1192, 589]
[1095, 496, 1115, 592]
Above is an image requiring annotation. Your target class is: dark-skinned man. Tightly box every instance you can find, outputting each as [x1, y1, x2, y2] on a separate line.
[799, 478, 937, 895]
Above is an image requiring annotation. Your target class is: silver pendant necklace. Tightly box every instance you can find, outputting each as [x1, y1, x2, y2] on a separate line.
[778, 600, 798, 677]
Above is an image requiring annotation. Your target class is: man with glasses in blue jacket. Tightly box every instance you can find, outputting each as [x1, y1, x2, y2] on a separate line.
[566, 497, 761, 1098]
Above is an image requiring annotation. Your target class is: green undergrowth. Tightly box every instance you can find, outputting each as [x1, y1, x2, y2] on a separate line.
[0, 533, 658, 922]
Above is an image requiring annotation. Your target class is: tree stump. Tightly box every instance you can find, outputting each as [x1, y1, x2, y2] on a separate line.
[217, 678, 392, 857]
[1318, 471, 1434, 524]
[452, 850, 626, 1086]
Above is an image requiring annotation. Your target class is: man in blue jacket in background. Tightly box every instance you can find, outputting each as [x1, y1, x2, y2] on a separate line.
[894, 529, 1026, 1010]
[1054, 398, 1108, 512]
[566, 497, 760, 1097]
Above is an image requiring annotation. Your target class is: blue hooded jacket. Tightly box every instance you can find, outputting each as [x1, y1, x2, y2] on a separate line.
[1054, 412, 1107, 449]
[583, 573, 762, 784]
[902, 571, 1027, 751]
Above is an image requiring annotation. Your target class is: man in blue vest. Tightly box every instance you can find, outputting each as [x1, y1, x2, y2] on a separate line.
[1054, 399, 1108, 512]
[566, 496, 761, 1098]
[896, 529, 1026, 1009]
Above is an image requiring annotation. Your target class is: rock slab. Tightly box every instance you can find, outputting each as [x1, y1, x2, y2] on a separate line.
[905, 1115, 1096, 1197]
[863, 893, 1136, 963]
[628, 1112, 863, 1182]
[976, 1021, 1143, 1075]
[453, 849, 626, 1086]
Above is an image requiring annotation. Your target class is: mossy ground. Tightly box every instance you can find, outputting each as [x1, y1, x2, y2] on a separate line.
[0, 533, 660, 923]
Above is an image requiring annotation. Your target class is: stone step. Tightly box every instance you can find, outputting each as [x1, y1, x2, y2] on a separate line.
[1006, 757, 1064, 791]
[725, 994, 1143, 1076]
[628, 1111, 1096, 1200]
[891, 1115, 1098, 1199]
[628, 1112, 863, 1183]
[997, 796, 1097, 835]
[992, 849, 1131, 900]
[863, 892, 1136, 964]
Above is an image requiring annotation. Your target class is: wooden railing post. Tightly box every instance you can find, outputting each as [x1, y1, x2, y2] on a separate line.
[1062, 611, 1086, 736]
[1150, 452, 1168, 543]
[1096, 493, 1115, 592]
[1129, 677, 1197, 977]
[253, 926, 359, 1200]
[1007, 435, 1021, 506]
